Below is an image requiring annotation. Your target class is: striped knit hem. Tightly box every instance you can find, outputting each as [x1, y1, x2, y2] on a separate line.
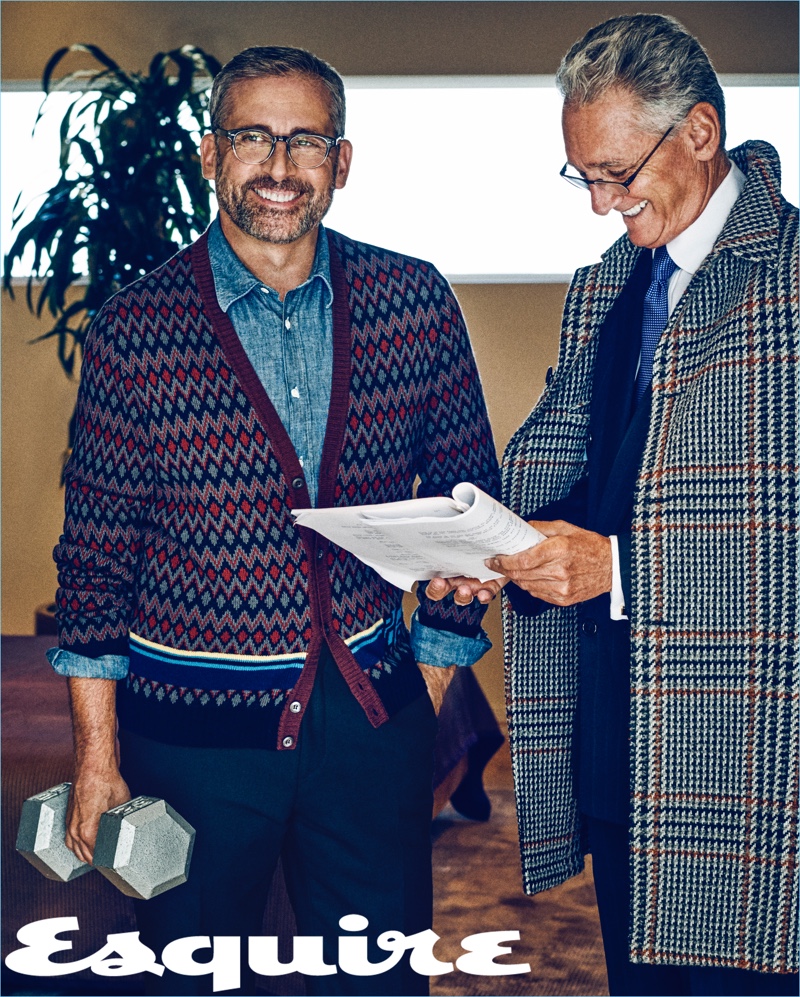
[117, 611, 419, 748]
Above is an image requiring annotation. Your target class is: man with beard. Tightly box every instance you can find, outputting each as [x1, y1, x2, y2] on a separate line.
[50, 46, 500, 996]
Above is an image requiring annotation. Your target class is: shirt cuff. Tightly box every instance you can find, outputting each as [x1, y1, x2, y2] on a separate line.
[410, 609, 492, 668]
[47, 647, 130, 680]
[609, 535, 628, 621]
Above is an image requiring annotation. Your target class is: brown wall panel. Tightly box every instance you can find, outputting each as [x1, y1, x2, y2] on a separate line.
[2, 2, 797, 80]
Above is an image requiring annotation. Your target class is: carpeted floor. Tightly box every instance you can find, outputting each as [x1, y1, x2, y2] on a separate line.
[430, 741, 609, 997]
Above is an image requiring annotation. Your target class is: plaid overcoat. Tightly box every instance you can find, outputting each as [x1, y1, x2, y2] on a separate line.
[502, 141, 798, 973]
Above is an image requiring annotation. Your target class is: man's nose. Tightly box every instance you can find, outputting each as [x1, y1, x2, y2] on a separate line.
[589, 183, 626, 216]
[265, 138, 293, 178]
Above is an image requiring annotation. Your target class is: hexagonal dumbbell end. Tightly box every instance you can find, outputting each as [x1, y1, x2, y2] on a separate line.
[16, 783, 93, 883]
[92, 796, 195, 900]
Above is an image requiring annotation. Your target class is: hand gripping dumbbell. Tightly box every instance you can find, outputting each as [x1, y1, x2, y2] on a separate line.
[16, 782, 195, 901]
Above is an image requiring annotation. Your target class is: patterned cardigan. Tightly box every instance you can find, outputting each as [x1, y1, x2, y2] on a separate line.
[54, 229, 500, 750]
[502, 142, 798, 973]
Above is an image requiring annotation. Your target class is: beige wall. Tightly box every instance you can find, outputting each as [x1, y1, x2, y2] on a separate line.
[2, 294, 81, 632]
[2, 1, 797, 717]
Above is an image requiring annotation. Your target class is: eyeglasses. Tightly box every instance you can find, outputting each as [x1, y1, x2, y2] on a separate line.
[216, 128, 342, 169]
[560, 126, 674, 195]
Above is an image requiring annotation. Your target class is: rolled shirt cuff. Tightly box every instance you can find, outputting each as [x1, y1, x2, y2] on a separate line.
[409, 609, 492, 667]
[609, 535, 629, 621]
[47, 647, 130, 680]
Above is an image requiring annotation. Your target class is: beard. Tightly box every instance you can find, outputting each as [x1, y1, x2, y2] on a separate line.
[214, 165, 336, 245]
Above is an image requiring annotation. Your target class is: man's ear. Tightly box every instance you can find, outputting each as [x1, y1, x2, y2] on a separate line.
[684, 102, 722, 161]
[333, 139, 353, 190]
[200, 133, 219, 181]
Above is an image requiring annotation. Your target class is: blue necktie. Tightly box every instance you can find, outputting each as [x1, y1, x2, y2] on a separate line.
[636, 246, 678, 401]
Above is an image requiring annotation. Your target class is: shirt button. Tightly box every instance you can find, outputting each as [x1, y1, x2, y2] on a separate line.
[260, 286, 269, 294]
[282, 736, 294, 748]
[292, 477, 304, 490]
[285, 318, 291, 330]
[582, 620, 598, 635]
[289, 701, 302, 714]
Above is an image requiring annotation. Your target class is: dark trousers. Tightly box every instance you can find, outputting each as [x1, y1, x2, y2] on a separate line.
[587, 817, 799, 997]
[119, 648, 438, 996]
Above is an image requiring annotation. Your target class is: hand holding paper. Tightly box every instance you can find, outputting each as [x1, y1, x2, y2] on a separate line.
[291, 483, 545, 592]
[425, 574, 507, 606]
[486, 519, 613, 606]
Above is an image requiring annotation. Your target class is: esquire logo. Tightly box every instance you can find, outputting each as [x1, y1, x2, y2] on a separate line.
[7, 915, 531, 992]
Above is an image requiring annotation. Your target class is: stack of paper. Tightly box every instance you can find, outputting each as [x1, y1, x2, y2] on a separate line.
[292, 483, 544, 591]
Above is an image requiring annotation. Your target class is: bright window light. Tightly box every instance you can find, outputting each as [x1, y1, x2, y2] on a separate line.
[3, 78, 797, 281]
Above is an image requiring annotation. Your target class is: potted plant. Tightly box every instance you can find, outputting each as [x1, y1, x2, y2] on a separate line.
[3, 42, 222, 456]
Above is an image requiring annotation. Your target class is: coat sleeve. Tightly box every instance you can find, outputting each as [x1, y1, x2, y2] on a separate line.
[504, 475, 590, 618]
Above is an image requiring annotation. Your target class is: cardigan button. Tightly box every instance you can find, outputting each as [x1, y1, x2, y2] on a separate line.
[289, 701, 302, 714]
[291, 477, 304, 490]
[282, 736, 294, 748]
[581, 620, 598, 635]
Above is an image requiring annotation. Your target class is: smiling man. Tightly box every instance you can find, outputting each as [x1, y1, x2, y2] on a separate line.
[429, 12, 798, 997]
[503, 14, 798, 997]
[49, 46, 499, 996]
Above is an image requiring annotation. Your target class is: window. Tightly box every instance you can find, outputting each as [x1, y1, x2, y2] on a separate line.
[3, 76, 797, 280]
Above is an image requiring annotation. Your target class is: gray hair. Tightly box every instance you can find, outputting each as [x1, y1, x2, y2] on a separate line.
[209, 46, 346, 137]
[555, 13, 726, 145]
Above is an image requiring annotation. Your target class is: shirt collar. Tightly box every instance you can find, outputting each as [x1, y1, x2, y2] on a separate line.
[207, 215, 334, 312]
[665, 161, 746, 275]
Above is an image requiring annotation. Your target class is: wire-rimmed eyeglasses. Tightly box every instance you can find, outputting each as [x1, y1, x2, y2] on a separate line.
[216, 128, 342, 169]
[559, 126, 675, 195]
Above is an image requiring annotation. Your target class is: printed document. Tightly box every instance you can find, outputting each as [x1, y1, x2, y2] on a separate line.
[291, 483, 545, 591]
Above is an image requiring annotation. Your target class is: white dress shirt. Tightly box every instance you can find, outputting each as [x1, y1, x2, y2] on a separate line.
[609, 161, 746, 620]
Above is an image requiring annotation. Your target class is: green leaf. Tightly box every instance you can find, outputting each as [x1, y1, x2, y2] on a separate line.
[43, 43, 130, 94]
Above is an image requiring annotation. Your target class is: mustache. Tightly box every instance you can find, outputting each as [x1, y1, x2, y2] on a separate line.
[244, 176, 313, 195]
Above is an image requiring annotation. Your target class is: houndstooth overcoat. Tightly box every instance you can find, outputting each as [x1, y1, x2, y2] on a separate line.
[502, 141, 798, 973]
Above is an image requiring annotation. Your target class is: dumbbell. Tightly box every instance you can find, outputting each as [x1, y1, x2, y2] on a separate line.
[16, 782, 195, 901]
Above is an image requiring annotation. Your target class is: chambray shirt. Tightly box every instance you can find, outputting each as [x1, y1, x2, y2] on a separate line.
[48, 218, 490, 678]
[208, 218, 333, 507]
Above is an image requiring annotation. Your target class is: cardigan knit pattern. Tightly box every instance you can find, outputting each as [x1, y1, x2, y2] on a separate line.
[54, 228, 500, 750]
[501, 142, 798, 973]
